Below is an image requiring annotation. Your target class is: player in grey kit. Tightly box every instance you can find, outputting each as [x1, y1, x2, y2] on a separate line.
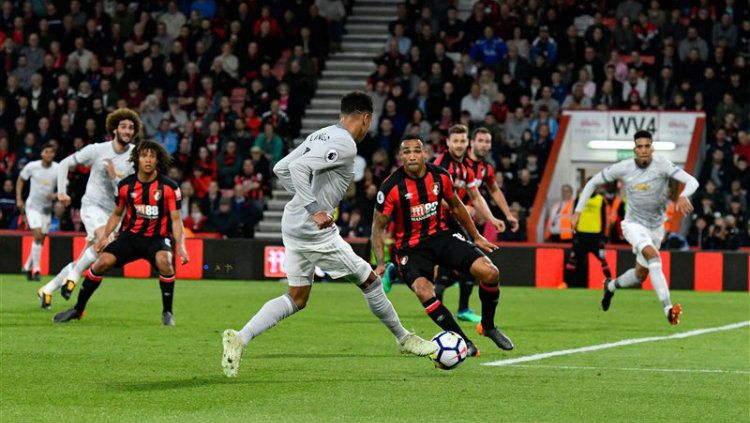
[221, 92, 436, 377]
[572, 130, 699, 325]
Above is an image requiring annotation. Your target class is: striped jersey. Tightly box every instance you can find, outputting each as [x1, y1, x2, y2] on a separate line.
[432, 152, 478, 205]
[376, 163, 455, 250]
[463, 154, 496, 192]
[115, 173, 181, 237]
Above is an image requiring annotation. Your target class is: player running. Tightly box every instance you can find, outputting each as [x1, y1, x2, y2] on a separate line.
[431, 124, 506, 323]
[17, 144, 59, 285]
[572, 130, 699, 325]
[372, 134, 514, 357]
[53, 140, 188, 325]
[39, 109, 140, 309]
[221, 92, 436, 378]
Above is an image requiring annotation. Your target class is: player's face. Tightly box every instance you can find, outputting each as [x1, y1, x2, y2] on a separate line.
[138, 149, 158, 174]
[40, 147, 55, 163]
[633, 137, 654, 167]
[447, 133, 469, 159]
[115, 119, 136, 144]
[400, 139, 426, 174]
[471, 133, 492, 158]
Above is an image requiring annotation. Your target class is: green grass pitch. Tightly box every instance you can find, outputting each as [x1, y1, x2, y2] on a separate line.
[1, 274, 748, 423]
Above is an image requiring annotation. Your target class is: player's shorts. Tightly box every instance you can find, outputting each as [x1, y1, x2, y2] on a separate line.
[80, 205, 112, 241]
[25, 208, 51, 233]
[572, 233, 606, 257]
[283, 235, 371, 287]
[395, 231, 485, 287]
[621, 221, 664, 267]
[103, 232, 172, 267]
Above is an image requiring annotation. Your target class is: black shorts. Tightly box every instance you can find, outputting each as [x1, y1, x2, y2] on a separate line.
[103, 232, 173, 267]
[395, 231, 485, 287]
[572, 233, 606, 255]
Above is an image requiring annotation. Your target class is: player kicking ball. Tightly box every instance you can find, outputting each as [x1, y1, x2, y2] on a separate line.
[372, 135, 514, 357]
[572, 130, 699, 325]
[17, 144, 59, 285]
[54, 140, 188, 325]
[221, 92, 435, 377]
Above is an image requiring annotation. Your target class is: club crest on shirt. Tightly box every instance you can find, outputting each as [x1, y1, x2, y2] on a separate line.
[400, 255, 408, 265]
[432, 183, 440, 196]
[153, 190, 162, 201]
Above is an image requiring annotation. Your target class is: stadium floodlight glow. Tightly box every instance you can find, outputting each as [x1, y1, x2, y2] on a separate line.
[586, 140, 677, 151]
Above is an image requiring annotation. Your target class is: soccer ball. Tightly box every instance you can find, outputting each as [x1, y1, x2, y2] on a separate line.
[430, 331, 468, 370]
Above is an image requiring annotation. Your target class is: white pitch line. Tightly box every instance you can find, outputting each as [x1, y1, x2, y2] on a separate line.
[506, 364, 750, 375]
[484, 321, 750, 367]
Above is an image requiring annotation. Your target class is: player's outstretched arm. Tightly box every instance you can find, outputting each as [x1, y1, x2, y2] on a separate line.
[170, 209, 189, 265]
[487, 180, 518, 231]
[671, 168, 699, 215]
[371, 210, 390, 276]
[571, 172, 606, 231]
[447, 194, 497, 253]
[95, 205, 123, 253]
[468, 186, 506, 233]
[56, 153, 86, 206]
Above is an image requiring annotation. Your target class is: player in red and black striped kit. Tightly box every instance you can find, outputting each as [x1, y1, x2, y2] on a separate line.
[372, 135, 514, 355]
[431, 125, 507, 324]
[54, 140, 189, 325]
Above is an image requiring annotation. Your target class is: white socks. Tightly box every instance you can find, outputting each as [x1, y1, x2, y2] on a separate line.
[608, 269, 641, 292]
[69, 246, 97, 282]
[23, 250, 33, 271]
[239, 294, 299, 345]
[647, 258, 673, 315]
[362, 279, 410, 342]
[30, 242, 42, 273]
[42, 262, 74, 294]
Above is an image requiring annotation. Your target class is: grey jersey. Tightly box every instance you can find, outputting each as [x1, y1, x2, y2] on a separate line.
[274, 124, 357, 247]
[20, 160, 59, 213]
[58, 141, 135, 212]
[601, 155, 681, 229]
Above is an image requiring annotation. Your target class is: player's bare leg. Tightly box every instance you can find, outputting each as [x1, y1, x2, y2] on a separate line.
[154, 251, 176, 326]
[472, 256, 514, 350]
[53, 252, 116, 323]
[62, 227, 109, 299]
[411, 277, 476, 356]
[359, 272, 436, 357]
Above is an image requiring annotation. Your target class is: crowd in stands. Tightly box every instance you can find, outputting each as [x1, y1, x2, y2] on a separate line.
[0, 0, 749, 249]
[0, 0, 337, 237]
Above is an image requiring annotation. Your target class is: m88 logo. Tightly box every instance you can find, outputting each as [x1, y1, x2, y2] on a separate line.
[135, 204, 160, 218]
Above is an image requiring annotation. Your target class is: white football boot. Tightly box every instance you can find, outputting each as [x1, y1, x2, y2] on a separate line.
[222, 329, 245, 377]
[398, 333, 439, 356]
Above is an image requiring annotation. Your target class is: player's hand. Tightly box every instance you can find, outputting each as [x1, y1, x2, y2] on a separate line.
[506, 215, 519, 232]
[491, 217, 506, 233]
[47, 193, 57, 201]
[312, 211, 334, 229]
[676, 196, 693, 215]
[58, 193, 71, 207]
[104, 159, 116, 179]
[94, 237, 108, 254]
[474, 236, 498, 254]
[177, 245, 190, 265]
[374, 263, 386, 277]
[571, 212, 581, 233]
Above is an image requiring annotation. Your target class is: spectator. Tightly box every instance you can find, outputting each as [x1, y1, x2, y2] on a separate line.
[204, 197, 240, 237]
[217, 140, 242, 189]
[460, 82, 491, 124]
[470, 26, 508, 68]
[184, 201, 207, 233]
[254, 122, 284, 168]
[154, 119, 178, 154]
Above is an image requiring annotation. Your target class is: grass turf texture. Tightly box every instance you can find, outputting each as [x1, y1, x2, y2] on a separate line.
[1, 274, 748, 423]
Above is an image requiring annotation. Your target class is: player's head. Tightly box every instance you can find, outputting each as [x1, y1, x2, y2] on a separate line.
[40, 143, 56, 164]
[399, 134, 426, 175]
[470, 127, 492, 159]
[633, 130, 654, 167]
[106, 108, 142, 145]
[130, 139, 171, 174]
[340, 91, 373, 142]
[447, 124, 469, 159]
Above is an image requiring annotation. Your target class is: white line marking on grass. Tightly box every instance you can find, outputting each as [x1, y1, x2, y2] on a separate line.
[484, 321, 750, 367]
[506, 364, 750, 375]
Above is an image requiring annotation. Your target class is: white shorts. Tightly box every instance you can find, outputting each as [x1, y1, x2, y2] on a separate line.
[621, 221, 664, 267]
[25, 209, 51, 233]
[80, 205, 111, 241]
[283, 236, 372, 287]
